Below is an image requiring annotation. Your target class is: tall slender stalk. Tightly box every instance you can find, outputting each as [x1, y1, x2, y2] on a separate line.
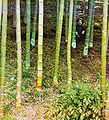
[89, 0, 95, 47]
[24, 0, 27, 24]
[65, 0, 69, 42]
[26, 0, 31, 69]
[56, 0, 60, 42]
[101, 0, 108, 102]
[103, 1, 109, 119]
[31, 0, 38, 46]
[36, 0, 43, 91]
[72, 0, 77, 48]
[83, 0, 85, 13]
[0, 0, 8, 118]
[0, 0, 2, 50]
[106, 15, 109, 50]
[57, 0, 60, 21]
[83, 0, 93, 55]
[53, 0, 65, 84]
[67, 0, 73, 84]
[0, 0, 2, 32]
[15, 0, 22, 109]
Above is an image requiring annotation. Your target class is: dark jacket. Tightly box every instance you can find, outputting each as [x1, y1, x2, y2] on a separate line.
[76, 24, 86, 43]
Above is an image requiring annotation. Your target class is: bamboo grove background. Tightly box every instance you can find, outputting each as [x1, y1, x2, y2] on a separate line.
[0, 0, 109, 119]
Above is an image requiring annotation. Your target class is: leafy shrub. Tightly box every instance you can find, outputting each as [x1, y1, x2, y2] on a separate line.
[45, 81, 104, 120]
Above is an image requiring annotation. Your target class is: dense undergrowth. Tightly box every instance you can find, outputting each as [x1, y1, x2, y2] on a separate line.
[45, 82, 104, 120]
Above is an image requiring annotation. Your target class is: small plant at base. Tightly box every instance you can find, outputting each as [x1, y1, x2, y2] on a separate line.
[45, 81, 104, 120]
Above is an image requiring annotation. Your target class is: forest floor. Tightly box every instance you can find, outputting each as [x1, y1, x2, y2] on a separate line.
[0, 0, 106, 120]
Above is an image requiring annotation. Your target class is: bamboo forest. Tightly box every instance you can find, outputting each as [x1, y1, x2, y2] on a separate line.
[1, 0, 109, 119]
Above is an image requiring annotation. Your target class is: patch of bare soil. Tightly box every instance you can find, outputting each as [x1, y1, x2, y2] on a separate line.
[8, 104, 45, 120]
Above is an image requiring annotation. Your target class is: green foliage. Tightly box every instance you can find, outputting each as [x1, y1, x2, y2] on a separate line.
[5, 92, 16, 99]
[45, 82, 104, 120]
[8, 70, 35, 91]
[4, 102, 12, 113]
[22, 71, 34, 79]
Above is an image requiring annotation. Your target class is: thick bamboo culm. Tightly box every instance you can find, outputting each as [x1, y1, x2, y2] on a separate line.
[83, 0, 93, 55]
[65, 0, 69, 42]
[26, 0, 31, 69]
[31, 0, 38, 46]
[72, 0, 77, 48]
[0, 0, 2, 32]
[53, 0, 65, 84]
[15, 0, 22, 109]
[0, 0, 8, 119]
[67, 0, 73, 84]
[36, 0, 43, 91]
[104, 1, 109, 119]
[101, 0, 108, 102]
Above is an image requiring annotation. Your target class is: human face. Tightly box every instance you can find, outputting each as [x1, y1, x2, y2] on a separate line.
[78, 20, 82, 25]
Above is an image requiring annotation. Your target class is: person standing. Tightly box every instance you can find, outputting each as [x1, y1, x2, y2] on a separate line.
[76, 18, 86, 44]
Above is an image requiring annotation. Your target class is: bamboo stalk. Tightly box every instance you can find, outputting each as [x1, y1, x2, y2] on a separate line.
[0, 0, 8, 118]
[83, 0, 93, 55]
[31, 0, 38, 46]
[15, 0, 22, 109]
[24, 0, 27, 24]
[101, 0, 108, 102]
[57, 0, 59, 20]
[106, 16, 109, 51]
[0, 0, 2, 51]
[65, 0, 69, 42]
[36, 0, 43, 91]
[89, 0, 95, 47]
[55, 0, 60, 43]
[83, 0, 85, 13]
[72, 0, 77, 48]
[53, 0, 65, 84]
[104, 1, 109, 119]
[0, 0, 2, 32]
[26, 0, 31, 69]
[67, 0, 73, 84]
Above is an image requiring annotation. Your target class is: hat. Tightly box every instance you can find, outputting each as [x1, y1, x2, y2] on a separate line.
[77, 18, 84, 24]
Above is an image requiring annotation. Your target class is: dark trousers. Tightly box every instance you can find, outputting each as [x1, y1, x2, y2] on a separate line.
[76, 34, 85, 44]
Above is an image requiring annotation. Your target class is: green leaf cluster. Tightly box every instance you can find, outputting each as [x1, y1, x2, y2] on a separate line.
[45, 82, 104, 120]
